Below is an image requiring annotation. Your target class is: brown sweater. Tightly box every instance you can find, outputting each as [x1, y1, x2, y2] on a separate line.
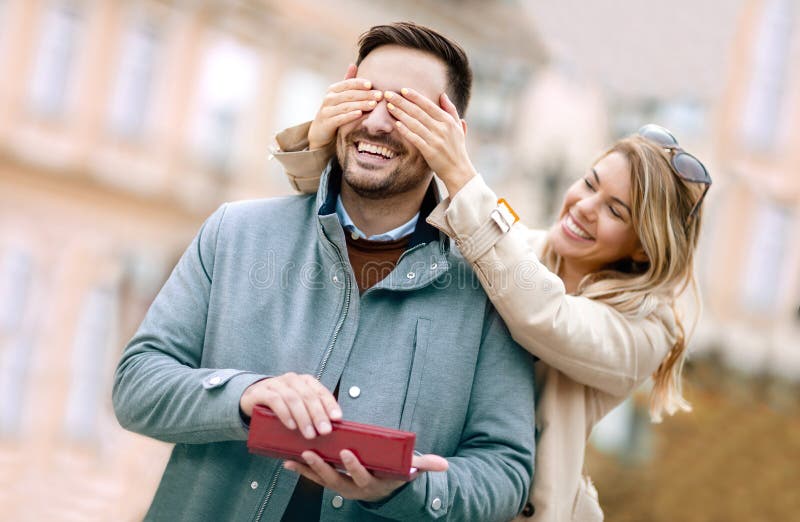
[343, 232, 411, 293]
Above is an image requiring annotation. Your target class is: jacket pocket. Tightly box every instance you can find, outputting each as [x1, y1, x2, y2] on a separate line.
[398, 318, 431, 431]
[571, 475, 603, 522]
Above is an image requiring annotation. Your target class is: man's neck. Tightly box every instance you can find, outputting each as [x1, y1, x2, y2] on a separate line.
[339, 182, 430, 238]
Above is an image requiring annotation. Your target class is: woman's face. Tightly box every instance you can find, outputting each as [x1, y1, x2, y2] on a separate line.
[548, 151, 646, 277]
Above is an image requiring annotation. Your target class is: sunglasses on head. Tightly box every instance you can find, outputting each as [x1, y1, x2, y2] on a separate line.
[637, 124, 711, 221]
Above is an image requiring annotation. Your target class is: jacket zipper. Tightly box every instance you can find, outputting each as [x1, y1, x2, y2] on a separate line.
[253, 467, 281, 522]
[315, 246, 352, 380]
[253, 242, 352, 521]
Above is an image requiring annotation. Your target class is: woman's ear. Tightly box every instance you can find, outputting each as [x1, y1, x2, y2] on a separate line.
[632, 245, 649, 264]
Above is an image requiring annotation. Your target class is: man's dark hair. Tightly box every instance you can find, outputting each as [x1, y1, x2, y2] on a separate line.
[356, 22, 472, 115]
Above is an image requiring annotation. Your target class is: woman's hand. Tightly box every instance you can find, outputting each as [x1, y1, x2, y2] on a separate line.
[307, 64, 383, 150]
[385, 88, 479, 197]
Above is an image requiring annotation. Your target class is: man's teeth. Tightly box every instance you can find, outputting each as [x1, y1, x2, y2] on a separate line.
[357, 142, 396, 159]
[565, 215, 592, 239]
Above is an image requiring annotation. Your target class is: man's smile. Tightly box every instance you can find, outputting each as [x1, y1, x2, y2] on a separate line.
[356, 140, 397, 159]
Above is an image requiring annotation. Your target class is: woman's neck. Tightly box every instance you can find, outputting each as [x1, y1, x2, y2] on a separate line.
[558, 260, 586, 295]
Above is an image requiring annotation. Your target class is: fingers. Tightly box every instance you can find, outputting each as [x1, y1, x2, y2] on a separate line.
[283, 459, 324, 484]
[329, 77, 373, 94]
[324, 89, 382, 105]
[308, 80, 380, 149]
[302, 451, 350, 490]
[340, 450, 374, 488]
[284, 451, 405, 502]
[397, 87, 456, 123]
[239, 373, 341, 439]
[412, 454, 449, 473]
[343, 63, 357, 80]
[320, 99, 379, 119]
[439, 93, 461, 122]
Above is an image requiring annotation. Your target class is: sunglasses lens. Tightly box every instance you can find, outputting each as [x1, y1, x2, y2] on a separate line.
[672, 152, 710, 184]
[638, 124, 678, 148]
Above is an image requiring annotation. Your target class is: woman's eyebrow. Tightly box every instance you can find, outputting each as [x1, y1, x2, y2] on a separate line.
[592, 168, 632, 215]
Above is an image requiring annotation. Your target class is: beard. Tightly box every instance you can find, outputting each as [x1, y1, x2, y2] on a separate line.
[336, 129, 431, 200]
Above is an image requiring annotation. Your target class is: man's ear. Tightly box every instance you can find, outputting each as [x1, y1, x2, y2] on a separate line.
[461, 118, 467, 136]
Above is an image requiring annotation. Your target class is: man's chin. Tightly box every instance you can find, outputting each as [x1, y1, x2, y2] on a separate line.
[342, 172, 396, 200]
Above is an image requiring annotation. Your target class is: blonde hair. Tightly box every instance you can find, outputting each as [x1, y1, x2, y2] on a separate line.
[541, 135, 706, 422]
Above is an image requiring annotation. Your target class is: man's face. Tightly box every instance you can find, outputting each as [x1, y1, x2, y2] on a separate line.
[336, 45, 449, 199]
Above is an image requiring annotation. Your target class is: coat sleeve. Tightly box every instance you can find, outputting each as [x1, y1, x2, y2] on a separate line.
[112, 204, 269, 444]
[359, 307, 536, 521]
[272, 121, 332, 193]
[427, 175, 677, 398]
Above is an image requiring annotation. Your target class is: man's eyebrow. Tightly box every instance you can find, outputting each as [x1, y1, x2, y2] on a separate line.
[592, 168, 632, 215]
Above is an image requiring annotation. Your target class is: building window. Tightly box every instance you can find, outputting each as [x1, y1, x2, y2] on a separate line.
[62, 285, 119, 441]
[741, 201, 793, 313]
[740, 0, 794, 152]
[191, 38, 260, 173]
[0, 248, 33, 436]
[28, 1, 83, 118]
[108, 20, 161, 138]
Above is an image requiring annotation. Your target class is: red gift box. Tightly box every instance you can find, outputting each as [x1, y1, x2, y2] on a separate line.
[246, 405, 417, 481]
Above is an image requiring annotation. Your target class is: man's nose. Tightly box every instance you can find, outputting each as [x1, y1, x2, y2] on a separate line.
[361, 100, 395, 135]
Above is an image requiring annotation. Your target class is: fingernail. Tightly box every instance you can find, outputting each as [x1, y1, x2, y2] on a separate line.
[286, 419, 296, 430]
[373, 91, 383, 99]
[319, 421, 331, 434]
[387, 103, 395, 111]
[363, 80, 371, 89]
[384, 91, 394, 100]
[401, 88, 408, 96]
[368, 100, 376, 107]
[331, 408, 342, 419]
[304, 426, 316, 438]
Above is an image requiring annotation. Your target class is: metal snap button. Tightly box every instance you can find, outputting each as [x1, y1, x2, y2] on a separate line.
[348, 386, 361, 398]
[406, 272, 415, 279]
[332, 495, 344, 508]
[250, 481, 258, 490]
[431, 497, 442, 510]
[522, 501, 535, 516]
[209, 376, 221, 385]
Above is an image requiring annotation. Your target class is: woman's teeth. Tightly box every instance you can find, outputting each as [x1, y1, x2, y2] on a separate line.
[565, 215, 592, 239]
[357, 142, 396, 159]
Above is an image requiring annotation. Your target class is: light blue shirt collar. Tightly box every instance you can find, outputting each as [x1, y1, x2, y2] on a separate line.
[336, 195, 419, 241]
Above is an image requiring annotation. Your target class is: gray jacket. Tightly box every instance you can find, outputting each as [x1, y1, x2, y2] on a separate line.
[112, 163, 536, 521]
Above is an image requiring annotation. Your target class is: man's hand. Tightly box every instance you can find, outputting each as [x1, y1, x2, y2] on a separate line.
[239, 372, 342, 439]
[385, 88, 479, 197]
[308, 64, 383, 150]
[284, 449, 449, 502]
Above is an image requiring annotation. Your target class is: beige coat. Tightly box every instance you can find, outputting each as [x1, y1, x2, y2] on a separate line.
[273, 123, 677, 521]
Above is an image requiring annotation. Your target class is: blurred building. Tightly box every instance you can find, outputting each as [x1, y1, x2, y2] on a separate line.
[0, 0, 544, 519]
[699, 0, 800, 380]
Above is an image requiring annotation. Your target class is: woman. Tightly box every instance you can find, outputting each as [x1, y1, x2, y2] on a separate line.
[271, 71, 710, 521]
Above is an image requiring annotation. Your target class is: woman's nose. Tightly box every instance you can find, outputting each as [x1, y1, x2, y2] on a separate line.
[574, 195, 599, 220]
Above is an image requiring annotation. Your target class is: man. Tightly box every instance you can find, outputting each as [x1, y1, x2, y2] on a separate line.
[113, 22, 535, 521]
